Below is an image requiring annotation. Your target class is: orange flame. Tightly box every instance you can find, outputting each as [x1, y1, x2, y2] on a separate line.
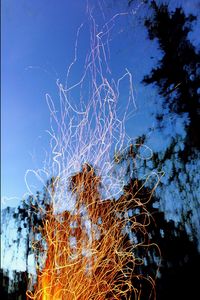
[26, 165, 156, 299]
[25, 6, 159, 298]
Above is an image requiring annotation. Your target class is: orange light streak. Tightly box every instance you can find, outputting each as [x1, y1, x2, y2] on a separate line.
[26, 4, 159, 299]
[27, 166, 157, 299]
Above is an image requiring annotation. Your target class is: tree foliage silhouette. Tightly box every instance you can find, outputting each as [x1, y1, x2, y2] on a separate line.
[116, 144, 200, 299]
[2, 152, 200, 299]
[138, 0, 200, 245]
[143, 1, 200, 159]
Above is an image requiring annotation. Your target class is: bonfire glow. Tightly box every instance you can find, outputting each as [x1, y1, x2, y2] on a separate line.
[27, 167, 157, 299]
[26, 4, 159, 299]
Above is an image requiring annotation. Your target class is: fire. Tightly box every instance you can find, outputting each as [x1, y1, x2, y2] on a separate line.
[27, 165, 154, 299]
[25, 4, 158, 299]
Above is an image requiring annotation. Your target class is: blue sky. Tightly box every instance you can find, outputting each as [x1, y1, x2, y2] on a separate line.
[2, 0, 89, 205]
[1, 0, 199, 208]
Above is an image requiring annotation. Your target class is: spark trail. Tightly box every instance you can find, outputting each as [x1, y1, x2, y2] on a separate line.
[26, 3, 159, 300]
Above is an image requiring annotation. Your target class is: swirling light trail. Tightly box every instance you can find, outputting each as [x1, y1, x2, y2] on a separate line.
[26, 4, 160, 299]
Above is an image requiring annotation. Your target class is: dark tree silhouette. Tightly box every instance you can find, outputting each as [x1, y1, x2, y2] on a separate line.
[0, 178, 58, 298]
[116, 145, 200, 299]
[0, 269, 28, 300]
[2, 155, 200, 299]
[11, 178, 57, 273]
[143, 1, 200, 159]
[133, 0, 200, 247]
[124, 181, 200, 300]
